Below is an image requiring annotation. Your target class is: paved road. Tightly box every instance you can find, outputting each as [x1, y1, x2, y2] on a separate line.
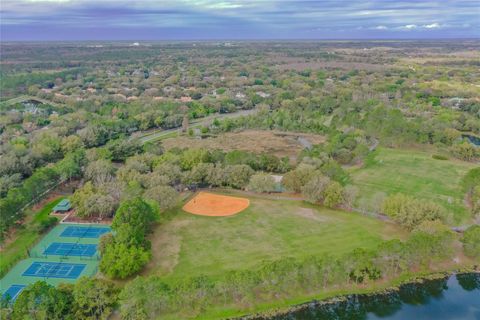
[136, 108, 259, 144]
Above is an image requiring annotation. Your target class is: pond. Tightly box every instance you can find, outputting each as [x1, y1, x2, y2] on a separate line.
[463, 134, 480, 146]
[257, 273, 480, 320]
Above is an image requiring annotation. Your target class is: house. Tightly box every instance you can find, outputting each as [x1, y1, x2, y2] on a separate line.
[256, 91, 270, 98]
[163, 86, 175, 93]
[52, 199, 72, 214]
[235, 92, 246, 99]
[179, 96, 192, 102]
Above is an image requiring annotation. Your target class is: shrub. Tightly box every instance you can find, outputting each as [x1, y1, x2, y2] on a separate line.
[283, 165, 317, 193]
[11, 281, 74, 319]
[301, 175, 330, 203]
[462, 225, 480, 259]
[323, 181, 344, 208]
[247, 173, 276, 193]
[382, 194, 447, 229]
[224, 165, 254, 189]
[100, 242, 150, 279]
[450, 142, 478, 161]
[112, 197, 158, 245]
[36, 216, 58, 234]
[432, 154, 448, 160]
[144, 185, 178, 211]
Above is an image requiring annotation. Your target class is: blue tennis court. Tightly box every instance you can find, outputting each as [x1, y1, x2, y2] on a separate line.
[22, 262, 85, 279]
[43, 242, 97, 257]
[60, 226, 110, 238]
[2, 285, 25, 302]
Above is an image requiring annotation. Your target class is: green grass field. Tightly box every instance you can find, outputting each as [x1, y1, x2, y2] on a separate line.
[145, 191, 407, 281]
[350, 147, 477, 224]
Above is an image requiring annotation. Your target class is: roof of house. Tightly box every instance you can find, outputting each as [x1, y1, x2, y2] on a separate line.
[53, 199, 71, 212]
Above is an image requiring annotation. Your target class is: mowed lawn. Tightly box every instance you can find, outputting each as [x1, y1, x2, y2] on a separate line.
[145, 192, 406, 281]
[350, 148, 476, 224]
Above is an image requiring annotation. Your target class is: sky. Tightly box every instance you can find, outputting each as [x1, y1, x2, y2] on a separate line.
[1, 0, 479, 41]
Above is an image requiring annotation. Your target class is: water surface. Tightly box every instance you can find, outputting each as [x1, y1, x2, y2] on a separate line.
[261, 273, 480, 320]
[463, 134, 480, 146]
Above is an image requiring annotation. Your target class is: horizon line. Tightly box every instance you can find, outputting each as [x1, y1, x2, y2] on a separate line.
[2, 37, 480, 43]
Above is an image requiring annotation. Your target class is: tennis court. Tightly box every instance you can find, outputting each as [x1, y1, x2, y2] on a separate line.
[2, 285, 25, 302]
[43, 242, 97, 257]
[60, 226, 111, 238]
[22, 262, 86, 279]
[1, 223, 109, 297]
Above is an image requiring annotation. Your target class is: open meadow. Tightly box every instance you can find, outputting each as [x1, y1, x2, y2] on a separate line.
[144, 191, 407, 281]
[350, 148, 477, 224]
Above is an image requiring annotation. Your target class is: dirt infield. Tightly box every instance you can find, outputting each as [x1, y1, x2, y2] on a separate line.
[182, 192, 250, 216]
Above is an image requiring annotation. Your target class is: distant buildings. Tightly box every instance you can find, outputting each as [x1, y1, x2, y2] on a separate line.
[179, 96, 192, 103]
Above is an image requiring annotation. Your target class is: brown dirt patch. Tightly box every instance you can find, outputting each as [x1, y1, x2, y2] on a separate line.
[144, 219, 192, 276]
[182, 192, 250, 216]
[163, 130, 325, 163]
[61, 210, 112, 224]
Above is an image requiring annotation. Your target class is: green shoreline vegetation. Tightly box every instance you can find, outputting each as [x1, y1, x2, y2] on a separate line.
[233, 270, 480, 320]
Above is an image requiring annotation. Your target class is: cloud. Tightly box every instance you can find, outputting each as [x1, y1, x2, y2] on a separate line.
[204, 1, 244, 9]
[1, 0, 479, 40]
[423, 22, 440, 29]
[397, 22, 444, 31]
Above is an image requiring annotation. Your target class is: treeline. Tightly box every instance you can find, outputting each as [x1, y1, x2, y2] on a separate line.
[116, 221, 475, 319]
[70, 147, 289, 221]
[0, 68, 86, 97]
[0, 97, 241, 193]
[0, 107, 147, 237]
[0, 277, 117, 320]
[77, 99, 245, 141]
[214, 104, 479, 162]
[0, 150, 85, 240]
[0, 98, 246, 200]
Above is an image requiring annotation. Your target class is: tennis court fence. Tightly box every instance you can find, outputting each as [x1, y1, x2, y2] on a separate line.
[28, 250, 100, 261]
